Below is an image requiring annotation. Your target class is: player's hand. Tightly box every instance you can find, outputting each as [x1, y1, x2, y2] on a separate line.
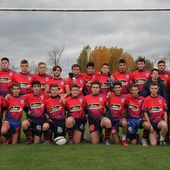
[106, 92, 111, 98]
[60, 95, 66, 104]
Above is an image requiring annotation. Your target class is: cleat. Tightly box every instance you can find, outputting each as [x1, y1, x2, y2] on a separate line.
[82, 138, 88, 144]
[121, 140, 128, 147]
[25, 140, 32, 145]
[141, 138, 148, 146]
[105, 140, 111, 146]
[160, 141, 167, 146]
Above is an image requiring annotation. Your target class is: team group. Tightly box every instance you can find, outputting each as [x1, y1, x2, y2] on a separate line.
[0, 57, 169, 146]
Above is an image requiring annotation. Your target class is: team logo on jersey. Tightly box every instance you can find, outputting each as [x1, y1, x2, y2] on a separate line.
[129, 104, 139, 111]
[149, 106, 161, 112]
[146, 73, 149, 77]
[99, 97, 103, 101]
[30, 102, 44, 108]
[9, 72, 13, 76]
[40, 95, 44, 100]
[20, 99, 24, 104]
[0, 77, 10, 83]
[159, 100, 162, 104]
[128, 127, 133, 132]
[79, 98, 83, 103]
[9, 106, 21, 112]
[57, 127, 63, 133]
[121, 98, 125, 103]
[50, 105, 62, 113]
[111, 104, 121, 110]
[126, 74, 129, 78]
[45, 77, 49, 81]
[80, 79, 83, 84]
[28, 76, 32, 81]
[19, 82, 28, 88]
[88, 104, 101, 109]
[70, 105, 81, 112]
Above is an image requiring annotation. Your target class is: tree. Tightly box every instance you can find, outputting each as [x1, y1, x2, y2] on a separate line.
[48, 46, 64, 66]
[77, 45, 91, 72]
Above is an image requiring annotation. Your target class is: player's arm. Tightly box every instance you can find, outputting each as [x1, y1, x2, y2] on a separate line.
[164, 111, 168, 124]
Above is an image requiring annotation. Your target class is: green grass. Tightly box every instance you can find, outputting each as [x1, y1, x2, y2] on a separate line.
[0, 142, 170, 170]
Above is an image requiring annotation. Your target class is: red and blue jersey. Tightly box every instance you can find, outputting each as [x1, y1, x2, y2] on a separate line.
[5, 94, 26, 120]
[0, 69, 15, 97]
[13, 72, 34, 95]
[142, 95, 167, 123]
[113, 71, 131, 94]
[25, 93, 48, 118]
[107, 93, 127, 120]
[81, 72, 99, 95]
[85, 93, 107, 120]
[45, 96, 65, 120]
[47, 77, 67, 94]
[126, 94, 144, 119]
[97, 74, 110, 95]
[33, 73, 52, 92]
[65, 95, 85, 119]
[131, 70, 151, 92]
[0, 96, 7, 120]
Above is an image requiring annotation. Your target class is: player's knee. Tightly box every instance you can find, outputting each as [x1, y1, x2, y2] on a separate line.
[1, 128, 8, 135]
[143, 122, 150, 130]
[102, 118, 111, 128]
[161, 121, 168, 131]
[66, 117, 75, 128]
[22, 120, 29, 129]
[42, 123, 50, 131]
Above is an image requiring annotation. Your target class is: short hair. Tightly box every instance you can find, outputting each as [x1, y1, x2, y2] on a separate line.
[113, 81, 122, 88]
[38, 62, 46, 67]
[91, 80, 101, 88]
[70, 84, 80, 90]
[71, 64, 80, 70]
[32, 81, 41, 87]
[49, 83, 58, 91]
[11, 83, 20, 89]
[151, 68, 160, 74]
[20, 59, 28, 64]
[53, 65, 62, 72]
[86, 62, 94, 68]
[149, 82, 159, 88]
[130, 83, 139, 90]
[101, 63, 109, 67]
[119, 58, 126, 64]
[1, 57, 9, 63]
[136, 57, 145, 63]
[158, 60, 165, 65]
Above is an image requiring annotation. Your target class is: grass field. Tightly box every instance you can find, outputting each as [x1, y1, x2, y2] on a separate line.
[1, 140, 170, 170]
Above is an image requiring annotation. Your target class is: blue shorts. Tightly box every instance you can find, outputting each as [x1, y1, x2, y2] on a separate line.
[127, 118, 143, 135]
[4, 118, 21, 135]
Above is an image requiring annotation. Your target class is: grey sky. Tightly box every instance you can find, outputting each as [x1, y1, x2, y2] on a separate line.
[0, 0, 170, 75]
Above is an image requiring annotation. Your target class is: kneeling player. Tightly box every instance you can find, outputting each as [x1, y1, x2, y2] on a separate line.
[107, 81, 128, 146]
[142, 82, 168, 146]
[126, 84, 150, 145]
[42, 84, 66, 144]
[85, 81, 112, 145]
[1, 83, 26, 144]
[65, 85, 85, 144]
[22, 81, 47, 144]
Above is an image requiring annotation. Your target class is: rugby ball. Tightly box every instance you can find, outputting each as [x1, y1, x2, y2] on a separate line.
[54, 136, 67, 145]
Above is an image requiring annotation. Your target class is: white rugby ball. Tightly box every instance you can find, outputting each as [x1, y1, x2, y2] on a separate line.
[54, 136, 67, 145]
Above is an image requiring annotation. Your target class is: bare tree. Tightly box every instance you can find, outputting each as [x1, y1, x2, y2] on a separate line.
[48, 46, 64, 66]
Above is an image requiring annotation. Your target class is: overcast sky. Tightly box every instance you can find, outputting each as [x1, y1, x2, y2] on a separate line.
[0, 0, 170, 75]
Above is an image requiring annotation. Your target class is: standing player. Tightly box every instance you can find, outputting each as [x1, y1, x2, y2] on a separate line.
[126, 84, 150, 145]
[113, 59, 131, 94]
[43, 84, 66, 144]
[107, 81, 128, 146]
[33, 62, 51, 92]
[81, 62, 99, 96]
[131, 57, 151, 94]
[85, 80, 112, 145]
[45, 65, 69, 96]
[142, 82, 168, 145]
[1, 83, 26, 144]
[65, 85, 85, 144]
[22, 81, 48, 144]
[66, 64, 85, 95]
[0, 57, 15, 97]
[13, 59, 34, 95]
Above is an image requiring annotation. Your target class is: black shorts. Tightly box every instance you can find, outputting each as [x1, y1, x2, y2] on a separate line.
[28, 117, 44, 137]
[88, 117, 104, 133]
[74, 118, 85, 132]
[150, 121, 161, 132]
[48, 119, 65, 138]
